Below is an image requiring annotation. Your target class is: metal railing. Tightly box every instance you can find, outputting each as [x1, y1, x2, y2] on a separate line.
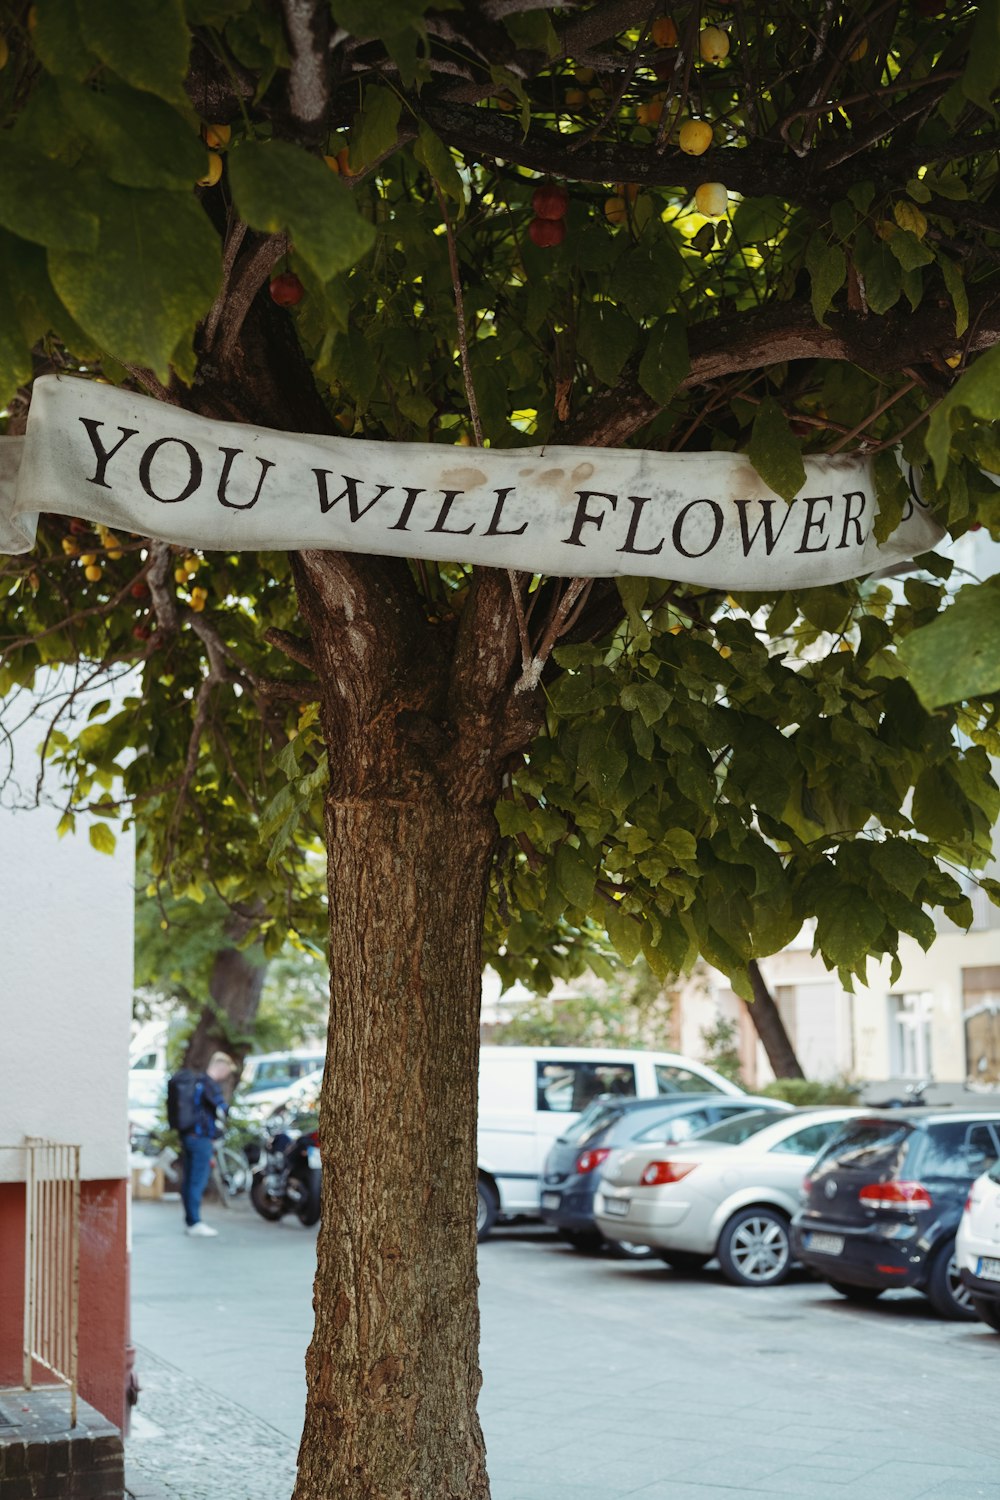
[21, 1138, 81, 1427]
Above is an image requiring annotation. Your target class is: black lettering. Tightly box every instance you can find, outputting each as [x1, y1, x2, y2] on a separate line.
[795, 494, 833, 554]
[562, 490, 618, 547]
[216, 446, 275, 511]
[734, 498, 794, 556]
[837, 490, 868, 549]
[138, 437, 202, 504]
[388, 487, 424, 532]
[78, 419, 138, 489]
[428, 491, 474, 536]
[483, 487, 527, 538]
[672, 498, 724, 559]
[618, 495, 665, 556]
[313, 471, 392, 521]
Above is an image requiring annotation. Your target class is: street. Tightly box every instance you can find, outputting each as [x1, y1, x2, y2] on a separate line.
[129, 1198, 1000, 1500]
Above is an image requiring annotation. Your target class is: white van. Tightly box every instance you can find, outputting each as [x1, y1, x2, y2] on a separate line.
[476, 1045, 743, 1237]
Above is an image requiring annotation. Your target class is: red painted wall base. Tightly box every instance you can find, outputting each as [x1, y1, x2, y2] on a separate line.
[0, 1178, 129, 1432]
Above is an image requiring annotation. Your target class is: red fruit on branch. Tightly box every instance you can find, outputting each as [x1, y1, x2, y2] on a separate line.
[531, 182, 569, 221]
[528, 217, 566, 247]
[69, 518, 89, 535]
[129, 580, 150, 600]
[132, 621, 152, 641]
[269, 272, 305, 307]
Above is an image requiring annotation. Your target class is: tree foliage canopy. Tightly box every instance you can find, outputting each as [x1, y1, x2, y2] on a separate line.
[4, 0, 1000, 998]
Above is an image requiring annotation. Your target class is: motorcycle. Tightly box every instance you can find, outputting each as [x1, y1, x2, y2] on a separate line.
[248, 1113, 322, 1226]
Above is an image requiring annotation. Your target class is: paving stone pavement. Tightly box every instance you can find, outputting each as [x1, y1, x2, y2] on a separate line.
[127, 1197, 1000, 1499]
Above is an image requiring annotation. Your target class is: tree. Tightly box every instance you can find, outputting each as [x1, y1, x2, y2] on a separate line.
[4, 6, 1000, 1496]
[493, 956, 679, 1048]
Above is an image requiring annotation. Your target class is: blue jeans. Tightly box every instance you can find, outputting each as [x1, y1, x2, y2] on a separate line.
[180, 1133, 215, 1226]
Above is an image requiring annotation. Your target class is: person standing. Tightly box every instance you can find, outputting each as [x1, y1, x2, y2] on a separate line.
[166, 1051, 238, 1237]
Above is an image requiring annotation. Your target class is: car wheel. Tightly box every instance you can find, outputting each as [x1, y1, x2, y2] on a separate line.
[659, 1251, 711, 1272]
[560, 1229, 604, 1253]
[477, 1179, 499, 1242]
[926, 1240, 979, 1321]
[827, 1280, 884, 1304]
[970, 1295, 1000, 1333]
[717, 1208, 792, 1287]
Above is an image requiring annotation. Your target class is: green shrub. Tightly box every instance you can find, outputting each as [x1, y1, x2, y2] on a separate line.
[760, 1077, 861, 1107]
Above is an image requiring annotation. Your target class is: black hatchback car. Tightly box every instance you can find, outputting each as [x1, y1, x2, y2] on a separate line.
[540, 1092, 789, 1254]
[793, 1111, 1000, 1319]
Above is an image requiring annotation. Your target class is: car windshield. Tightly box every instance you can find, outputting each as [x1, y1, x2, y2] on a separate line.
[815, 1119, 911, 1169]
[561, 1100, 625, 1146]
[683, 1109, 779, 1145]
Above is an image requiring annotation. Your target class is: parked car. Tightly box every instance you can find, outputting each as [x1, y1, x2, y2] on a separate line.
[540, 1093, 791, 1255]
[241, 1048, 325, 1094]
[794, 1111, 1000, 1319]
[595, 1107, 864, 1285]
[477, 1045, 744, 1239]
[957, 1159, 1000, 1331]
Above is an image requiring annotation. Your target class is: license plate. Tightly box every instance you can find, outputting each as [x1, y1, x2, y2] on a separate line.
[977, 1256, 1000, 1282]
[602, 1197, 630, 1218]
[306, 1145, 321, 1170]
[806, 1232, 844, 1256]
[541, 1192, 561, 1210]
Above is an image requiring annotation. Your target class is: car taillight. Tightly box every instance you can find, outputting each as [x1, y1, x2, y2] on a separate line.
[576, 1147, 611, 1175]
[640, 1161, 697, 1186]
[802, 1176, 813, 1195]
[859, 1181, 932, 1212]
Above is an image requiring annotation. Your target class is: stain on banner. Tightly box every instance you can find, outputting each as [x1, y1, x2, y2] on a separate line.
[0, 376, 942, 587]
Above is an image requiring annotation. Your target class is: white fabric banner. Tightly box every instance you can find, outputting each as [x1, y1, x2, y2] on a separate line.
[0, 375, 942, 586]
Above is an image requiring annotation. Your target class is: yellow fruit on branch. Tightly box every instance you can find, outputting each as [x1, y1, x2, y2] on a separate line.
[695, 181, 728, 217]
[198, 151, 223, 188]
[84, 564, 102, 583]
[79, 553, 97, 567]
[849, 36, 869, 62]
[679, 120, 713, 156]
[202, 122, 231, 149]
[605, 195, 628, 225]
[324, 154, 340, 173]
[652, 17, 678, 47]
[699, 26, 730, 62]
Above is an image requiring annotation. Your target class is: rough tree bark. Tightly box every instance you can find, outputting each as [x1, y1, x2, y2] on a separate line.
[747, 960, 805, 1081]
[289, 553, 539, 1499]
[183, 905, 268, 1074]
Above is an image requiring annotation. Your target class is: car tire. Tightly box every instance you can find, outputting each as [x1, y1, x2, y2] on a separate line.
[970, 1295, 1000, 1333]
[560, 1229, 603, 1253]
[926, 1239, 979, 1321]
[827, 1280, 884, 1304]
[610, 1240, 658, 1261]
[477, 1178, 499, 1242]
[659, 1251, 711, 1272]
[717, 1207, 792, 1287]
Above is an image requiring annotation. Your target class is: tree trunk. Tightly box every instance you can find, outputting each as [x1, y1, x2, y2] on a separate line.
[289, 553, 537, 1500]
[183, 907, 268, 1075]
[747, 960, 805, 1080]
[293, 795, 495, 1500]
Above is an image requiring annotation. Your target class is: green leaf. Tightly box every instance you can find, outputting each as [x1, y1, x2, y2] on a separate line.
[57, 83, 205, 190]
[413, 123, 464, 206]
[610, 238, 685, 320]
[31, 0, 99, 79]
[555, 843, 596, 912]
[731, 196, 786, 246]
[855, 230, 901, 314]
[805, 238, 846, 326]
[871, 840, 928, 902]
[80, 0, 191, 105]
[620, 679, 672, 728]
[814, 884, 885, 968]
[229, 140, 376, 282]
[911, 764, 970, 843]
[898, 581, 1000, 707]
[605, 901, 642, 965]
[396, 389, 436, 426]
[89, 821, 117, 856]
[873, 450, 912, 544]
[578, 302, 636, 387]
[887, 228, 934, 272]
[49, 184, 222, 381]
[637, 314, 689, 406]
[938, 254, 970, 339]
[926, 344, 1000, 481]
[0, 145, 98, 251]
[963, 0, 1000, 111]
[747, 397, 805, 503]
[352, 85, 402, 172]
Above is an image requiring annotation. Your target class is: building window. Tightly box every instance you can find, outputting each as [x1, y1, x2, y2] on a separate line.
[963, 967, 1000, 1085]
[888, 992, 933, 1079]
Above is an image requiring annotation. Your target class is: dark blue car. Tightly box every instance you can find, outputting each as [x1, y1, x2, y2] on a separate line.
[794, 1111, 1000, 1319]
[539, 1092, 790, 1255]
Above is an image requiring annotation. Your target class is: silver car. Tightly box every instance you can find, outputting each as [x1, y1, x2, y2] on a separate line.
[594, 1107, 865, 1287]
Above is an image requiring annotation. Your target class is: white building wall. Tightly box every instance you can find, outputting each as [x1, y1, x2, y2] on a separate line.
[0, 699, 134, 1181]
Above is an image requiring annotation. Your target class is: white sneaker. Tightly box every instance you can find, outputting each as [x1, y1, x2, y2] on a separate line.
[185, 1222, 218, 1237]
